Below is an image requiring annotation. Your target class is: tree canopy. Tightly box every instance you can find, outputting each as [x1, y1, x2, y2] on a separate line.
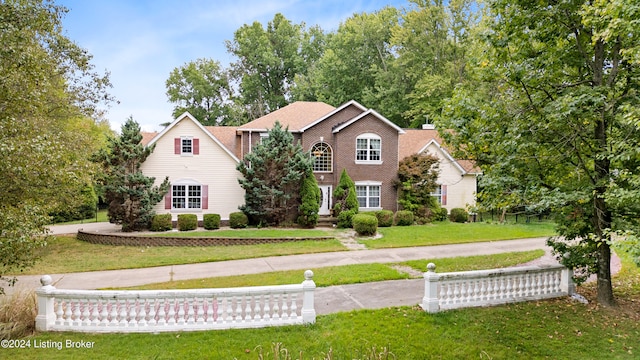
[0, 0, 113, 292]
[439, 0, 640, 305]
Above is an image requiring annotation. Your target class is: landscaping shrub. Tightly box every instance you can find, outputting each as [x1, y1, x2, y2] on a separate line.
[449, 208, 469, 223]
[374, 210, 394, 227]
[150, 213, 172, 231]
[336, 209, 357, 228]
[433, 207, 449, 222]
[177, 214, 198, 231]
[203, 214, 221, 230]
[297, 172, 320, 228]
[394, 210, 414, 226]
[353, 213, 378, 236]
[230, 212, 249, 229]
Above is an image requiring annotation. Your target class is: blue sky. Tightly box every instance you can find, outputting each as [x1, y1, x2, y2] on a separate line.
[57, 0, 410, 132]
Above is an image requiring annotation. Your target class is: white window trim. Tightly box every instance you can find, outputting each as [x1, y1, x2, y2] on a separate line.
[171, 180, 202, 211]
[431, 185, 443, 205]
[355, 181, 382, 210]
[355, 133, 382, 165]
[311, 142, 333, 173]
[181, 136, 194, 156]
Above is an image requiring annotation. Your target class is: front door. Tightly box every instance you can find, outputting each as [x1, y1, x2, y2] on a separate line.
[318, 185, 332, 215]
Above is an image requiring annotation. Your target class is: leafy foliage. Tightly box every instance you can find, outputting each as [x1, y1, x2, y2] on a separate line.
[165, 58, 238, 125]
[397, 153, 440, 222]
[237, 122, 313, 226]
[440, 0, 640, 304]
[449, 208, 468, 223]
[374, 210, 395, 227]
[93, 118, 170, 232]
[229, 212, 248, 229]
[203, 214, 221, 230]
[394, 210, 415, 226]
[353, 214, 379, 236]
[150, 214, 172, 232]
[0, 0, 113, 293]
[177, 214, 198, 231]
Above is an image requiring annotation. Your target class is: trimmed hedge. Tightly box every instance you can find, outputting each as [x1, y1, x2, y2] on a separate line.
[203, 213, 221, 230]
[230, 212, 249, 229]
[449, 208, 469, 223]
[177, 214, 198, 231]
[374, 210, 394, 227]
[432, 207, 449, 222]
[150, 213, 172, 231]
[353, 213, 378, 236]
[336, 209, 357, 228]
[394, 210, 414, 226]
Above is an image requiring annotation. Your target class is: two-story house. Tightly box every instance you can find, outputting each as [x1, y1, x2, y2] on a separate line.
[141, 100, 479, 223]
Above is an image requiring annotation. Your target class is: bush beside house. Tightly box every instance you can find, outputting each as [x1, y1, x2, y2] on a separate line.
[203, 214, 221, 230]
[394, 210, 414, 226]
[449, 208, 469, 223]
[178, 214, 198, 231]
[150, 214, 173, 231]
[230, 212, 249, 229]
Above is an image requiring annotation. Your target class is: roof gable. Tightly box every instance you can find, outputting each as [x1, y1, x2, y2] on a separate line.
[332, 108, 405, 134]
[148, 112, 240, 163]
[299, 100, 368, 132]
[399, 129, 481, 175]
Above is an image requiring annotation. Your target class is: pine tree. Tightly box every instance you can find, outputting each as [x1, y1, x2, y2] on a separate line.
[333, 169, 359, 216]
[237, 121, 313, 225]
[93, 118, 169, 232]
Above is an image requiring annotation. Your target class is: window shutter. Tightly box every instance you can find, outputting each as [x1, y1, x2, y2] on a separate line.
[441, 185, 447, 206]
[193, 138, 200, 155]
[165, 191, 172, 209]
[202, 185, 208, 209]
[174, 138, 181, 154]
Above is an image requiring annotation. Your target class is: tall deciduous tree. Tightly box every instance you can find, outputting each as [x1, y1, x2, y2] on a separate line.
[237, 122, 314, 226]
[397, 153, 441, 221]
[165, 58, 238, 125]
[226, 13, 324, 120]
[93, 118, 169, 232]
[0, 0, 113, 292]
[441, 0, 640, 305]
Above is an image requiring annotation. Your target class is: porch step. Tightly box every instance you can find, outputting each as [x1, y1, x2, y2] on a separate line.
[317, 216, 336, 228]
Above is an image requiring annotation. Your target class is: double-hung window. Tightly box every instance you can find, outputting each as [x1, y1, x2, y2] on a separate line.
[181, 138, 193, 154]
[355, 182, 381, 209]
[355, 134, 381, 164]
[172, 184, 202, 209]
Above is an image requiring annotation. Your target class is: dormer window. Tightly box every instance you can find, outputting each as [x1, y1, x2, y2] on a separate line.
[356, 133, 381, 164]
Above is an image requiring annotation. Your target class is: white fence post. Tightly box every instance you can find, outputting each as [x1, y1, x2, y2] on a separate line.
[560, 267, 576, 295]
[35, 275, 56, 331]
[421, 263, 440, 313]
[301, 270, 316, 324]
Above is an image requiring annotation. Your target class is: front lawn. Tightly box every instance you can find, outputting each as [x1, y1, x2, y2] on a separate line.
[365, 221, 556, 248]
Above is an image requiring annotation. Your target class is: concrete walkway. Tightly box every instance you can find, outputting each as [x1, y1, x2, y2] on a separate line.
[9, 223, 561, 315]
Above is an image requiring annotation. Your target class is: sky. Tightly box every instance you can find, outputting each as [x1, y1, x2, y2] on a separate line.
[57, 0, 410, 132]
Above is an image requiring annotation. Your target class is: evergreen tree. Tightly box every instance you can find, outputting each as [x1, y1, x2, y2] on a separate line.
[237, 122, 313, 226]
[297, 171, 321, 228]
[333, 169, 359, 216]
[93, 118, 169, 232]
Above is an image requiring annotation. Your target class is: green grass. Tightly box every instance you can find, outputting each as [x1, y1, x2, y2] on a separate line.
[365, 221, 556, 248]
[18, 236, 346, 275]
[118, 250, 545, 290]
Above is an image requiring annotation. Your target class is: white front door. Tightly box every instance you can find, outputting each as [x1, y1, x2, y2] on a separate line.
[318, 185, 332, 215]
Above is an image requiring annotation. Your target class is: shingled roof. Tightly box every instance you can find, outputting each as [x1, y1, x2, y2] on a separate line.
[400, 129, 481, 175]
[238, 101, 336, 132]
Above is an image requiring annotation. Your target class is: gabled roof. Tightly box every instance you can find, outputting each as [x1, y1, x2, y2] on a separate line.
[238, 101, 336, 132]
[206, 126, 240, 159]
[332, 107, 405, 134]
[299, 100, 368, 132]
[141, 131, 158, 146]
[399, 129, 481, 175]
[147, 112, 240, 163]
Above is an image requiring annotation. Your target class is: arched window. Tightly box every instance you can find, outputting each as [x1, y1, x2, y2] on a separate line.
[311, 142, 332, 172]
[355, 133, 381, 164]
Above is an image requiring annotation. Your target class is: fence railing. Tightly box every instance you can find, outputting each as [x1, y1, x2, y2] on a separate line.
[421, 263, 574, 313]
[35, 271, 316, 333]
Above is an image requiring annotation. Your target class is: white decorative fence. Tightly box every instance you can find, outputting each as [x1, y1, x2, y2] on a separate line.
[35, 271, 316, 333]
[421, 263, 574, 313]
